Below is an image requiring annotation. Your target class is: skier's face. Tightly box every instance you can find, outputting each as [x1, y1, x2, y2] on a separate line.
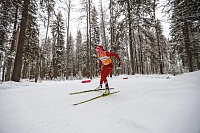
[96, 48, 104, 55]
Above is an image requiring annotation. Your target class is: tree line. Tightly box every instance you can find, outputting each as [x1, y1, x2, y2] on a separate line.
[0, 0, 199, 82]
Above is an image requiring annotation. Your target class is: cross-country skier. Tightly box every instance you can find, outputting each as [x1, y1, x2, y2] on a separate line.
[96, 45, 122, 95]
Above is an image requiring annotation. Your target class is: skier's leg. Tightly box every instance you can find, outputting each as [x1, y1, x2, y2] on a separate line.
[100, 66, 106, 85]
[102, 64, 113, 94]
[103, 64, 113, 88]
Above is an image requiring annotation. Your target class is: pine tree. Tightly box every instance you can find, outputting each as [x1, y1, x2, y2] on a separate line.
[12, 0, 30, 82]
[91, 6, 100, 77]
[22, 0, 39, 81]
[0, 0, 19, 81]
[170, 0, 199, 72]
[75, 30, 83, 77]
[42, 37, 53, 80]
[115, 0, 170, 74]
[62, 0, 73, 79]
[51, 11, 65, 78]
[99, 0, 107, 46]
[67, 33, 75, 78]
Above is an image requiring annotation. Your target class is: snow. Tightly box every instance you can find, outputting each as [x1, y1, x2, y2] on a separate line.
[0, 71, 200, 133]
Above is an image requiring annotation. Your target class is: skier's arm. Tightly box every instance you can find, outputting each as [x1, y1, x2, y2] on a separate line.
[107, 51, 122, 67]
[106, 51, 120, 61]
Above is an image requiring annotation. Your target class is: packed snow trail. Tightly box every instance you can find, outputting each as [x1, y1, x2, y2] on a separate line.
[0, 71, 200, 133]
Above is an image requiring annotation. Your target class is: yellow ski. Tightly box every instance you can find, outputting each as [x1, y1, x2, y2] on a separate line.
[73, 91, 119, 106]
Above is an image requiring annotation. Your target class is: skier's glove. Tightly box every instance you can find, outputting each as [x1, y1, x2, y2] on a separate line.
[118, 61, 122, 67]
[98, 68, 101, 73]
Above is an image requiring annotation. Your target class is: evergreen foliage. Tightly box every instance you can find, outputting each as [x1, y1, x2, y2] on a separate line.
[51, 11, 65, 78]
[0, 0, 199, 82]
[170, 0, 200, 72]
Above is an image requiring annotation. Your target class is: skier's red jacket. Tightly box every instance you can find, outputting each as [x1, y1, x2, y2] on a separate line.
[98, 51, 120, 67]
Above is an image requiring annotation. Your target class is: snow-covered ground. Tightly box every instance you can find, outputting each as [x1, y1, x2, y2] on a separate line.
[0, 71, 200, 133]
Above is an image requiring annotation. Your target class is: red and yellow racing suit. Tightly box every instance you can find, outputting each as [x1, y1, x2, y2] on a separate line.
[98, 51, 120, 88]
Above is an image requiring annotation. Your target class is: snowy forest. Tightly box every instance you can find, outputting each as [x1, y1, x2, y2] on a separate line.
[0, 0, 199, 82]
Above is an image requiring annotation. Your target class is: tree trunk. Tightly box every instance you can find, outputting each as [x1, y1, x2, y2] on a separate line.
[182, 21, 193, 72]
[109, 0, 114, 77]
[86, 0, 90, 78]
[153, 0, 163, 74]
[0, 1, 9, 82]
[138, 25, 144, 74]
[11, 0, 30, 82]
[5, 5, 18, 81]
[110, 0, 114, 49]
[89, 0, 92, 79]
[65, 0, 71, 79]
[127, 0, 135, 75]
[22, 61, 28, 79]
[100, 0, 106, 46]
[197, 58, 200, 70]
[35, 60, 39, 83]
[1, 61, 6, 82]
[156, 22, 163, 74]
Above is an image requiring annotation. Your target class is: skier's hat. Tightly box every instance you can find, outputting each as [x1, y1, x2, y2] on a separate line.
[96, 45, 103, 52]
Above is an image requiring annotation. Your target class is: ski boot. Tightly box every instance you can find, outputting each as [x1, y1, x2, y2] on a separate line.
[103, 87, 110, 95]
[95, 84, 102, 90]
